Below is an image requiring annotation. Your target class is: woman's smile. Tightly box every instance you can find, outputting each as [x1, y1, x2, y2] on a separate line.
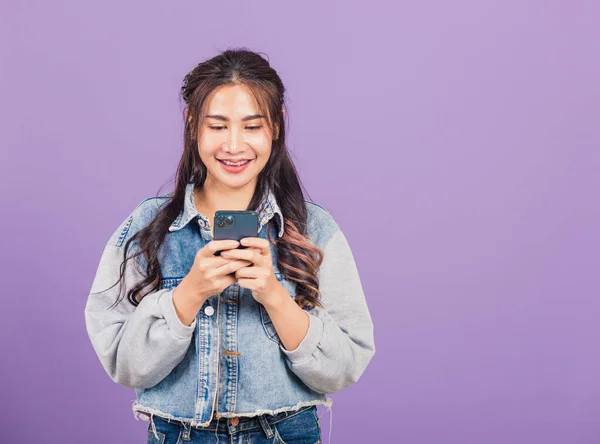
[217, 158, 254, 173]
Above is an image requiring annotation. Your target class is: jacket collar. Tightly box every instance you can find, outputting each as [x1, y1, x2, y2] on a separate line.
[168, 182, 285, 238]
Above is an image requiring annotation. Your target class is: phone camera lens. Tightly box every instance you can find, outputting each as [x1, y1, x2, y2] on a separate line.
[226, 216, 234, 225]
[217, 221, 225, 228]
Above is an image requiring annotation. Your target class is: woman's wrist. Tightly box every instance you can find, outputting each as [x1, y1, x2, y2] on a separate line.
[173, 277, 207, 326]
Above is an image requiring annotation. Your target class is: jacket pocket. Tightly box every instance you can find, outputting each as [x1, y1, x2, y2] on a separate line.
[259, 273, 296, 345]
[260, 303, 281, 344]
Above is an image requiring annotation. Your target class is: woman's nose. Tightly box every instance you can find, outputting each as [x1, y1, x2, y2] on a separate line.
[225, 128, 244, 152]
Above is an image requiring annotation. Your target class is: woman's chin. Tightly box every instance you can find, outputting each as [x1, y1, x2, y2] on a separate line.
[212, 173, 257, 190]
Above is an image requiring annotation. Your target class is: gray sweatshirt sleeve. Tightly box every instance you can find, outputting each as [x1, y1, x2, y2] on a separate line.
[279, 229, 376, 394]
[84, 241, 196, 389]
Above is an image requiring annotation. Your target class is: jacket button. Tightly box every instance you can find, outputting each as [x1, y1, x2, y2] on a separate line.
[204, 306, 215, 316]
[231, 416, 239, 426]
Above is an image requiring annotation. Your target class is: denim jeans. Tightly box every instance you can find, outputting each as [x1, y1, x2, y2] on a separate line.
[147, 405, 321, 444]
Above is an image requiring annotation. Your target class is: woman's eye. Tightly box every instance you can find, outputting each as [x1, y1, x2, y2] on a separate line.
[208, 126, 261, 131]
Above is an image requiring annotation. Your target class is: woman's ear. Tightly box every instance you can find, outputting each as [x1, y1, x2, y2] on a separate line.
[185, 108, 191, 122]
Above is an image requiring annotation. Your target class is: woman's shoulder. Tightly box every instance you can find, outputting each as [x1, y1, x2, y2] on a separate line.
[303, 200, 341, 247]
[106, 194, 171, 248]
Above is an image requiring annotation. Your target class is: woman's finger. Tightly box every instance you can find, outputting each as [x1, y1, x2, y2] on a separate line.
[239, 237, 271, 255]
[220, 248, 266, 266]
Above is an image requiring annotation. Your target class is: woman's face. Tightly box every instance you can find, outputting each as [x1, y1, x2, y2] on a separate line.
[196, 83, 276, 192]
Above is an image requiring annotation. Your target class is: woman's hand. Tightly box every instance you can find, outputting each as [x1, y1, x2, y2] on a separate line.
[219, 237, 285, 307]
[185, 239, 253, 300]
[173, 240, 253, 325]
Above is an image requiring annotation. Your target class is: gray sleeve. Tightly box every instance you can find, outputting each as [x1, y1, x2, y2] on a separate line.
[84, 242, 196, 389]
[279, 229, 376, 394]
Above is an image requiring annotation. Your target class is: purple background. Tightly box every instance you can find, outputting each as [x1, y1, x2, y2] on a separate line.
[1, 1, 599, 442]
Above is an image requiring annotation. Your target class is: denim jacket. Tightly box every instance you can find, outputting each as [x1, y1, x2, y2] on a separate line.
[84, 182, 375, 428]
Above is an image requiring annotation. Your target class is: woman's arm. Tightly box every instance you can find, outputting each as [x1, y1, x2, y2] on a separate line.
[264, 229, 376, 394]
[262, 287, 310, 352]
[84, 241, 197, 389]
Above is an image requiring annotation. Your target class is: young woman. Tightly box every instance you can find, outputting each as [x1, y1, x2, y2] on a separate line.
[85, 48, 375, 444]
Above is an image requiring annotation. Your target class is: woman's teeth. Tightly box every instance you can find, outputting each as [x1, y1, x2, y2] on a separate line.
[220, 160, 250, 166]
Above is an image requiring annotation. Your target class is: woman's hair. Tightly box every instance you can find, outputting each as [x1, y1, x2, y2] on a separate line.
[103, 48, 324, 311]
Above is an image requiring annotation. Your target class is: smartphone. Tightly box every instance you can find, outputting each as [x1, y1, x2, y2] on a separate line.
[213, 210, 259, 256]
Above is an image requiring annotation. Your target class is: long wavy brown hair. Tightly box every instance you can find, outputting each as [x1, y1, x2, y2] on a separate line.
[104, 48, 324, 311]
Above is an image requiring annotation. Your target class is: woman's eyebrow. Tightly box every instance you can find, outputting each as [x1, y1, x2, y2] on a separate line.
[205, 114, 266, 122]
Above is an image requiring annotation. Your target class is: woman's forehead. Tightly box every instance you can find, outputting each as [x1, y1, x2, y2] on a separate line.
[205, 84, 260, 114]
